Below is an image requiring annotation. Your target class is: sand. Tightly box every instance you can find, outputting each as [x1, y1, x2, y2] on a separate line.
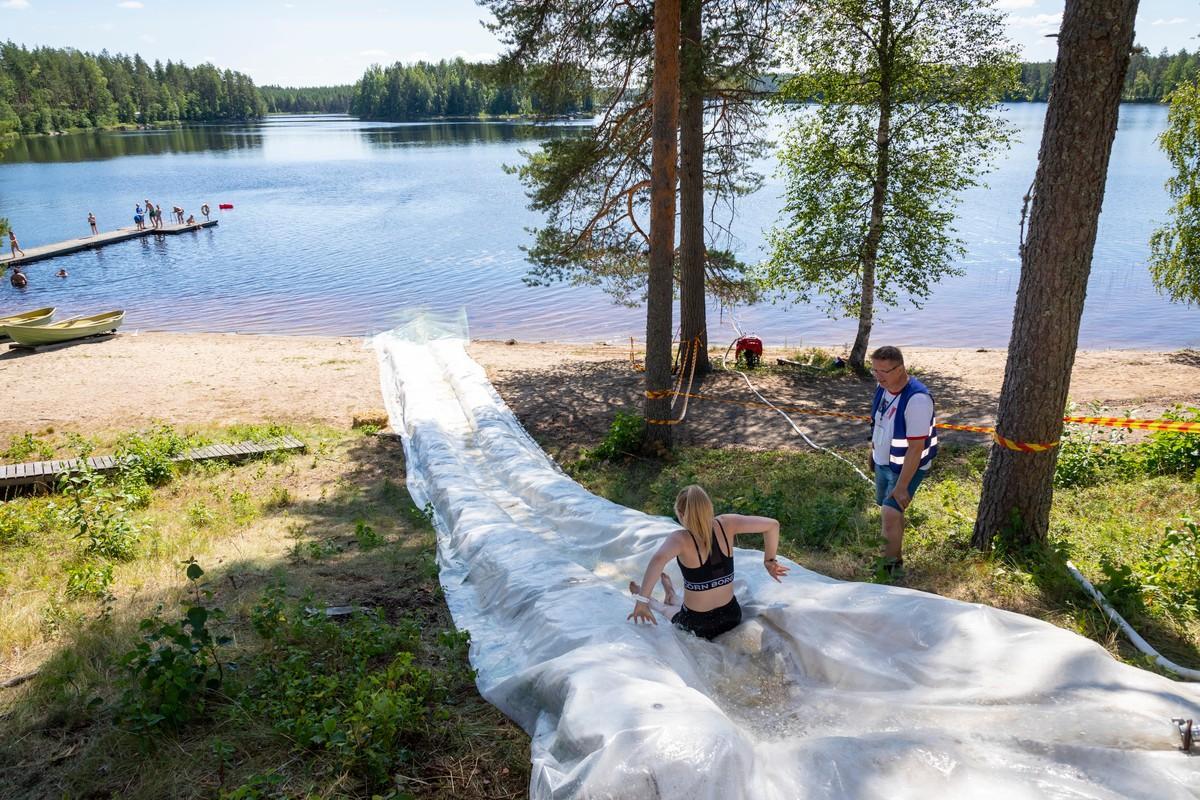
[1, 332, 1197, 451]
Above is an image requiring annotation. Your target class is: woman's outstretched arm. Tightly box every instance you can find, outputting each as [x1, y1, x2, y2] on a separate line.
[718, 513, 789, 582]
[628, 534, 684, 625]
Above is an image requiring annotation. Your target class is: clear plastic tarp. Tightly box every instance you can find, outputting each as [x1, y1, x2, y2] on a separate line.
[373, 316, 1200, 800]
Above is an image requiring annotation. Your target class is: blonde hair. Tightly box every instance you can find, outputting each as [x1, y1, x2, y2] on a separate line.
[675, 485, 715, 562]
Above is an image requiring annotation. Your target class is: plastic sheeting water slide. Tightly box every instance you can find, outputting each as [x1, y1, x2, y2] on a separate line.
[374, 315, 1200, 800]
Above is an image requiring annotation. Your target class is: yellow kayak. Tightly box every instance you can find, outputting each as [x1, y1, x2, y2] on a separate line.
[4, 310, 124, 346]
[0, 307, 54, 340]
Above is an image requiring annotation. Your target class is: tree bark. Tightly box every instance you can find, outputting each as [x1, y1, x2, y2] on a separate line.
[973, 0, 1139, 549]
[849, 0, 892, 374]
[644, 0, 681, 450]
[678, 0, 710, 376]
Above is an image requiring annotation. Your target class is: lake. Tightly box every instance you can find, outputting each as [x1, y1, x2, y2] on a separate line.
[0, 105, 1194, 350]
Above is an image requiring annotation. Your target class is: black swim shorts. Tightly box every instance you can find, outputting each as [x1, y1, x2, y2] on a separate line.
[671, 596, 742, 640]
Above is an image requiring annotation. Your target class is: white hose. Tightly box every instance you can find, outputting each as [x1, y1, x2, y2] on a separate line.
[1065, 561, 1200, 682]
[720, 313, 872, 485]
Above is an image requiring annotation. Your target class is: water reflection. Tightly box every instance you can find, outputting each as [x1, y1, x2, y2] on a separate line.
[3, 126, 267, 163]
[359, 120, 591, 149]
[1, 116, 591, 164]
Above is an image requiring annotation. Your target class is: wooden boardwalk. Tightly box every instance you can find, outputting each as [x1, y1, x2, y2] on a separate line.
[1, 219, 218, 267]
[0, 434, 305, 493]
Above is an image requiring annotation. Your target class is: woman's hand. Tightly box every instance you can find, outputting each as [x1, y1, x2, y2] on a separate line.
[764, 557, 790, 582]
[627, 601, 657, 625]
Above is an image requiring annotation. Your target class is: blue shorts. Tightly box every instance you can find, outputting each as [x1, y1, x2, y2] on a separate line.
[875, 464, 927, 512]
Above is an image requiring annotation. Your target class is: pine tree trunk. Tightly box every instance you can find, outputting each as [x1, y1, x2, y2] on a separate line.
[849, 0, 892, 374]
[678, 0, 710, 376]
[644, 0, 681, 450]
[972, 0, 1138, 550]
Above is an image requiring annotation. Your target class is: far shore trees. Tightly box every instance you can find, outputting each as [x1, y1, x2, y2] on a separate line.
[766, 0, 1018, 373]
[972, 0, 1140, 550]
[0, 43, 264, 133]
[1148, 78, 1200, 305]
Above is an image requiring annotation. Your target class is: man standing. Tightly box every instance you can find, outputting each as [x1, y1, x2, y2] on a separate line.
[868, 345, 937, 578]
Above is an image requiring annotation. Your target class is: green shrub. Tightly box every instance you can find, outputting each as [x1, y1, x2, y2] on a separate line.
[354, 519, 384, 550]
[588, 411, 644, 461]
[116, 562, 231, 735]
[115, 425, 188, 488]
[243, 588, 442, 787]
[2, 432, 54, 462]
[229, 490, 257, 524]
[56, 467, 141, 561]
[64, 560, 114, 598]
[1139, 406, 1200, 478]
[1053, 421, 1139, 488]
[1097, 519, 1200, 624]
[187, 501, 216, 528]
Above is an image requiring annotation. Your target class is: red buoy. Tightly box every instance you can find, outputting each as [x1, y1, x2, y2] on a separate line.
[218, 203, 234, 210]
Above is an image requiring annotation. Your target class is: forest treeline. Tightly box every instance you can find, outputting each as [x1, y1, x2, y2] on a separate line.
[0, 42, 264, 135]
[3, 40, 1198, 138]
[1008, 47, 1197, 102]
[259, 84, 354, 114]
[350, 59, 595, 120]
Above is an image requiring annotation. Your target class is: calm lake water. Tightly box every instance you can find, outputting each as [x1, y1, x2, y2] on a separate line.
[0, 106, 1194, 349]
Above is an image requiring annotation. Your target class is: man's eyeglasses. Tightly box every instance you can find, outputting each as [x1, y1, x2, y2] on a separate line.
[871, 362, 902, 376]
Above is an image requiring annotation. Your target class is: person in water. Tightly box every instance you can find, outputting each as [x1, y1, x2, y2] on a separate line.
[628, 484, 788, 640]
[56, 269, 68, 278]
[10, 267, 27, 288]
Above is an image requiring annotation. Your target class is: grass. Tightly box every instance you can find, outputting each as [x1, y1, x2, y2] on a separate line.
[0, 424, 528, 800]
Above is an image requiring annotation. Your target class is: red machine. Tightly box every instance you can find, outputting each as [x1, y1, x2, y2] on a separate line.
[735, 335, 763, 369]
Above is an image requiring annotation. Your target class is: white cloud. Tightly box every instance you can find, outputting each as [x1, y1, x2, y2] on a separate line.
[1007, 12, 1061, 29]
[452, 49, 497, 63]
[2, 0, 31, 9]
[117, 0, 144, 8]
[996, 0, 1035, 9]
[359, 49, 390, 59]
[1152, 17, 1188, 26]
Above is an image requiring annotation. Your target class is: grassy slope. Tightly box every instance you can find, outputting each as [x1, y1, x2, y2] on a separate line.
[0, 417, 1196, 798]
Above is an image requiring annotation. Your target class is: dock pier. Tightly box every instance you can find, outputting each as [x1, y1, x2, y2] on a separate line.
[1, 219, 218, 267]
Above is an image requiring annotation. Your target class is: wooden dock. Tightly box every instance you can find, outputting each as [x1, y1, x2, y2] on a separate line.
[0, 435, 305, 494]
[1, 219, 218, 268]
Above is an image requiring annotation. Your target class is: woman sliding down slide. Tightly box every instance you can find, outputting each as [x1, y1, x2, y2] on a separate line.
[629, 485, 789, 639]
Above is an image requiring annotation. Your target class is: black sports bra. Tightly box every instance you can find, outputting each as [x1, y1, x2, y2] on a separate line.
[677, 519, 734, 591]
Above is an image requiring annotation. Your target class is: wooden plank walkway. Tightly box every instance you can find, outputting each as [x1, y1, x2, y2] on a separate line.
[0, 435, 306, 492]
[1, 219, 218, 268]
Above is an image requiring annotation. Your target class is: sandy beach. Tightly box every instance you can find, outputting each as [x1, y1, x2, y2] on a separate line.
[1, 331, 1197, 451]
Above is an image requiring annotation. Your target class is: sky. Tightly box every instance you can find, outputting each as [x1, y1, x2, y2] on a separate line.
[0, 0, 1196, 87]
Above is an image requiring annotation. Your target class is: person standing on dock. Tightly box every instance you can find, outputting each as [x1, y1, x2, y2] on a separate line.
[88, 211, 98, 235]
[8, 231, 25, 259]
[172, 206, 184, 224]
[155, 204, 165, 230]
[134, 205, 145, 230]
